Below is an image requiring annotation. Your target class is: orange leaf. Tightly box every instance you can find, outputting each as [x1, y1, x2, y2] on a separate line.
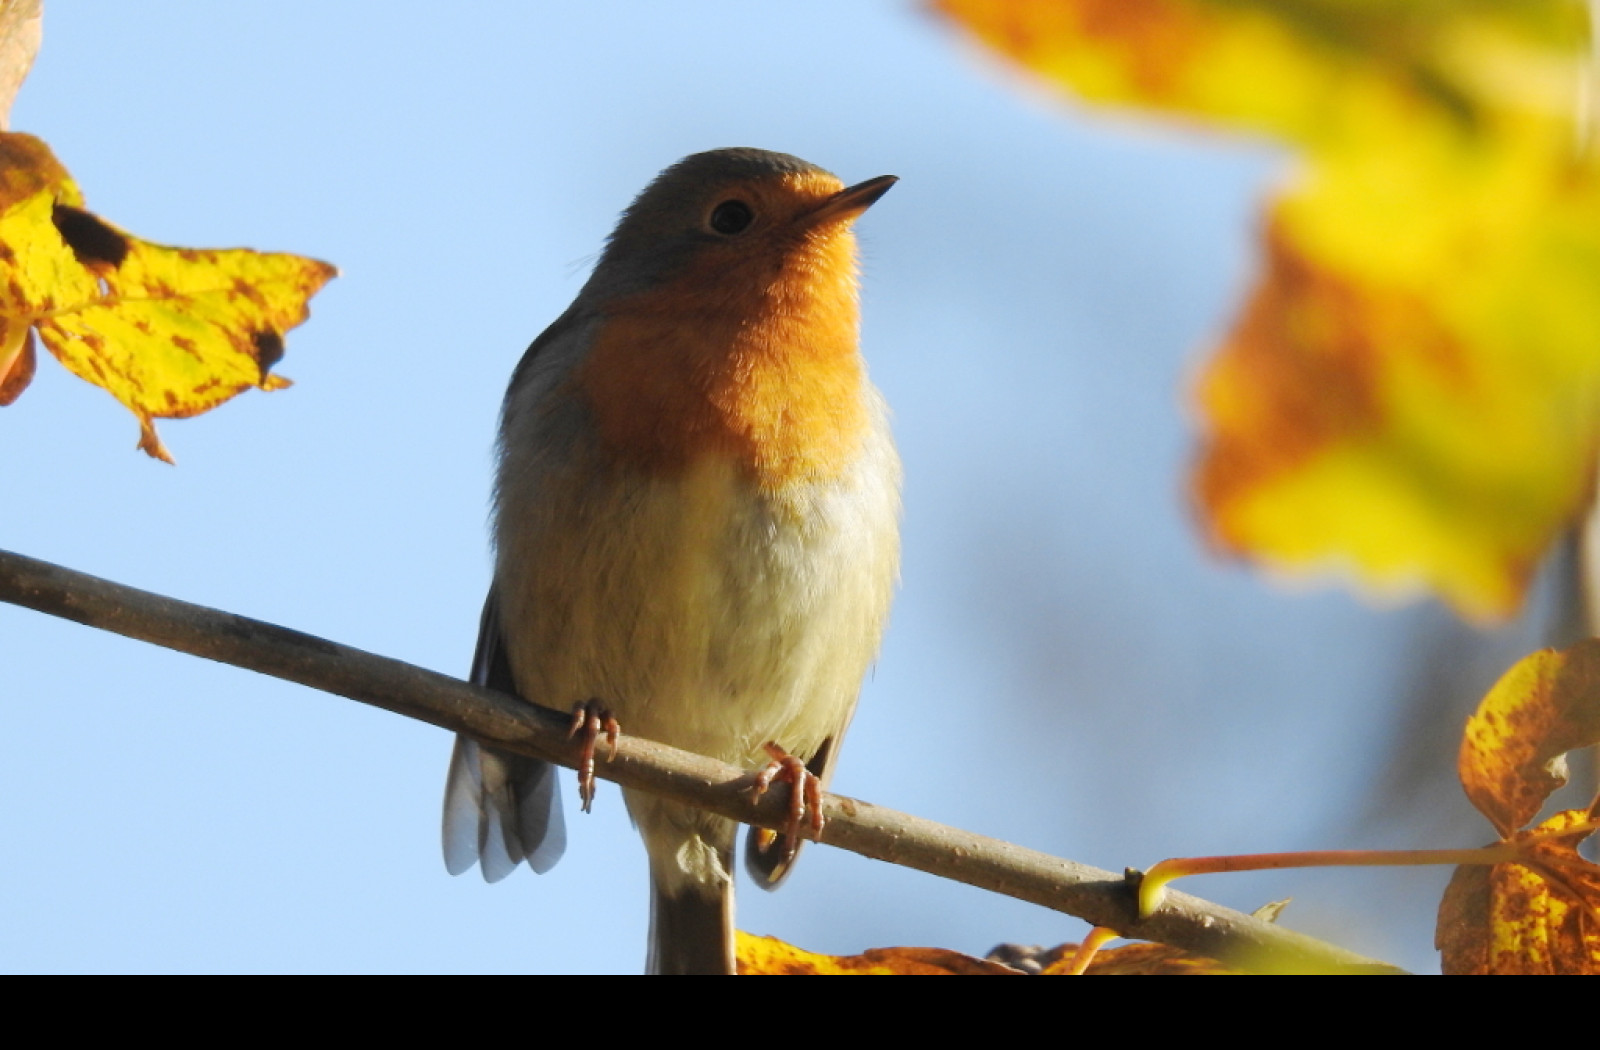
[736, 932, 1019, 974]
[0, 322, 32, 405]
[0, 131, 335, 461]
[934, 0, 1600, 621]
[735, 932, 1235, 974]
[1037, 941, 1240, 975]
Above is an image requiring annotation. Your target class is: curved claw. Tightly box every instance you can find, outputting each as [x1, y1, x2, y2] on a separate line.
[568, 699, 620, 813]
[748, 742, 825, 864]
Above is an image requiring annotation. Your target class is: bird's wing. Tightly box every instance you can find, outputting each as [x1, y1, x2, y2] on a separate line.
[504, 302, 587, 402]
[442, 590, 566, 880]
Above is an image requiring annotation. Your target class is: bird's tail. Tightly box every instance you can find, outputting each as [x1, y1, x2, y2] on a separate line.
[442, 736, 566, 880]
[441, 592, 566, 881]
[648, 867, 736, 975]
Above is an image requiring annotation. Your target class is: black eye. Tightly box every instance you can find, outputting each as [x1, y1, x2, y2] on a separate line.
[708, 199, 754, 235]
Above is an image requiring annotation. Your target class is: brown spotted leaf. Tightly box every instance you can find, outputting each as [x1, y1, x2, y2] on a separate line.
[1458, 639, 1600, 837]
[1436, 807, 1600, 974]
[0, 130, 335, 461]
[1438, 640, 1600, 973]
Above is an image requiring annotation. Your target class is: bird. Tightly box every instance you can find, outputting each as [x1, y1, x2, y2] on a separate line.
[440, 148, 900, 974]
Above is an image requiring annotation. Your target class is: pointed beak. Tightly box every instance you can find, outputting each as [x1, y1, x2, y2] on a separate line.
[806, 174, 897, 226]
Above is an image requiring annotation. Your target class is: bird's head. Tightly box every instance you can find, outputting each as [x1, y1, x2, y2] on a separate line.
[583, 148, 896, 311]
[574, 149, 895, 487]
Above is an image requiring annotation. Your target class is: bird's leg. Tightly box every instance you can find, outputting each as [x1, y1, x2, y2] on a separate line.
[748, 742, 825, 863]
[567, 698, 620, 813]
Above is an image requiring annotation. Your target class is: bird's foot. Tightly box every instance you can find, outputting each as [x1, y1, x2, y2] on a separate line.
[567, 698, 619, 813]
[748, 742, 824, 864]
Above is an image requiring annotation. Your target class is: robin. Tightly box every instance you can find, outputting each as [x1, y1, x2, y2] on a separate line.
[440, 148, 900, 974]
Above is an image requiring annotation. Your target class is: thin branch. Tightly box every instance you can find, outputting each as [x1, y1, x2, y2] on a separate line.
[0, 548, 1404, 973]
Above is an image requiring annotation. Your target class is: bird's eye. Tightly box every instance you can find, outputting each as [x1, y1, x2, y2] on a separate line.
[708, 200, 754, 236]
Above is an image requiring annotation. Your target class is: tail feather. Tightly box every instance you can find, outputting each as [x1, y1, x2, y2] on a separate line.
[649, 876, 735, 975]
[443, 736, 566, 880]
[442, 590, 566, 881]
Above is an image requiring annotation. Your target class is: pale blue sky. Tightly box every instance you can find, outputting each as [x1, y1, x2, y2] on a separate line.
[0, 3, 1566, 973]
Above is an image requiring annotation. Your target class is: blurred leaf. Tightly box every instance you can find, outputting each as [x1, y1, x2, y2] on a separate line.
[935, 0, 1600, 621]
[0, 131, 335, 462]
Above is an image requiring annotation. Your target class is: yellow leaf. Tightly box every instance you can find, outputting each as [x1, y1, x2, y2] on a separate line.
[0, 131, 335, 462]
[934, 0, 1600, 620]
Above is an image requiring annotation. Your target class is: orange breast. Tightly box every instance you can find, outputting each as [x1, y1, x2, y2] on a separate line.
[577, 226, 869, 490]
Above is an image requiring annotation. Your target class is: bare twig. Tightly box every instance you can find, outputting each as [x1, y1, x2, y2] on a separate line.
[0, 548, 1404, 973]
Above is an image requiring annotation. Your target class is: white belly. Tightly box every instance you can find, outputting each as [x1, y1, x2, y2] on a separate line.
[492, 401, 900, 773]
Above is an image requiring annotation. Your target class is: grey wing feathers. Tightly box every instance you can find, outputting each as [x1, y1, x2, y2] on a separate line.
[441, 591, 566, 880]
